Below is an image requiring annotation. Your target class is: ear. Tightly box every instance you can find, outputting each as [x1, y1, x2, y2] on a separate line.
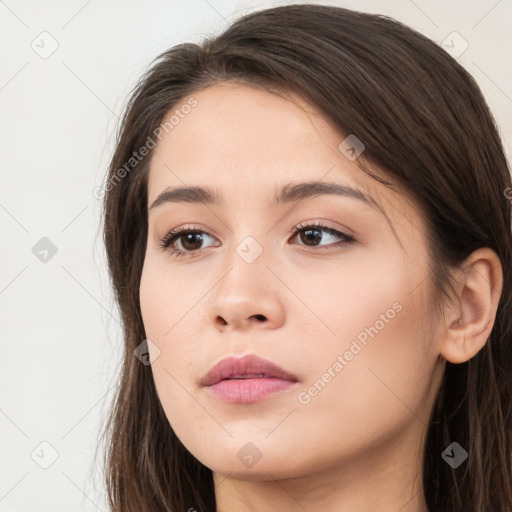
[439, 247, 503, 364]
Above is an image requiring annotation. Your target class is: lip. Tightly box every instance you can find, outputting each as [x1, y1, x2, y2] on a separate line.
[201, 354, 299, 403]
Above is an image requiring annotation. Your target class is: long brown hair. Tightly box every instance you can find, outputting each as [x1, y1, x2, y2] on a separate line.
[98, 4, 512, 511]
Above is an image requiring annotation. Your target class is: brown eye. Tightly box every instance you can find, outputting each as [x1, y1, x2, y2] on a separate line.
[159, 225, 218, 257]
[291, 222, 355, 248]
[175, 232, 205, 251]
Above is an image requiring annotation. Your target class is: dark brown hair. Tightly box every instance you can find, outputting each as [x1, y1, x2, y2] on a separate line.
[98, 4, 512, 511]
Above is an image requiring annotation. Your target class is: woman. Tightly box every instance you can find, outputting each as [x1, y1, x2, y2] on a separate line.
[99, 4, 512, 511]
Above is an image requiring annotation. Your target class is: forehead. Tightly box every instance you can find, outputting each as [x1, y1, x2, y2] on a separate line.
[149, 82, 370, 196]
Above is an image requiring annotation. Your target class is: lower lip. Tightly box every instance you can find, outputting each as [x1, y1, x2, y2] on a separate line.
[206, 378, 297, 403]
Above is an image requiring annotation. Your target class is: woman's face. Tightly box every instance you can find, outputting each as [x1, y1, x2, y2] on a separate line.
[139, 82, 445, 481]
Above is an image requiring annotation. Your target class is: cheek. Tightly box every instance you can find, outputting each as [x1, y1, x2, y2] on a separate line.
[139, 262, 210, 408]
[290, 249, 423, 352]
[139, 260, 202, 346]
[297, 260, 436, 431]
[139, 270, 204, 439]
[294, 247, 434, 390]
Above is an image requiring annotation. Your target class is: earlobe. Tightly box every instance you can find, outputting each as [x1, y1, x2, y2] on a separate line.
[439, 248, 503, 364]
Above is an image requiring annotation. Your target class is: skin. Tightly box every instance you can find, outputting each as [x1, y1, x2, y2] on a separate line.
[139, 82, 503, 512]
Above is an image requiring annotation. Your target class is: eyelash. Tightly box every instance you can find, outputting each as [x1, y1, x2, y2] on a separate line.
[158, 221, 356, 258]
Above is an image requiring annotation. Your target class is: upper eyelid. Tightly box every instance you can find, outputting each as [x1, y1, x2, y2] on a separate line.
[164, 222, 348, 238]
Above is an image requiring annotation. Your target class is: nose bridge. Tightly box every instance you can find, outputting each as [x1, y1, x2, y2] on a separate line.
[208, 231, 284, 331]
[221, 201, 273, 271]
[215, 232, 270, 303]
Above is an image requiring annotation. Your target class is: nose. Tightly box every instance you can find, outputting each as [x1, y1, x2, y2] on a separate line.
[208, 260, 285, 333]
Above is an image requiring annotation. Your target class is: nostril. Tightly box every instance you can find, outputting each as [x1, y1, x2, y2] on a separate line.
[216, 316, 228, 326]
[252, 314, 266, 322]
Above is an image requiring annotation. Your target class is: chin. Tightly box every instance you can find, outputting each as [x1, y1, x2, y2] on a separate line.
[195, 447, 309, 481]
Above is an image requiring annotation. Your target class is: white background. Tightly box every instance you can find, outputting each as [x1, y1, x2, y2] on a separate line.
[1, 1, 511, 510]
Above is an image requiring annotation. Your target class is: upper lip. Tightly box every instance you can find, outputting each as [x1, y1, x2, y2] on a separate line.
[201, 354, 299, 387]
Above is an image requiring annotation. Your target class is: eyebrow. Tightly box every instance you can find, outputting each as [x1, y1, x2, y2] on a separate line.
[149, 180, 382, 213]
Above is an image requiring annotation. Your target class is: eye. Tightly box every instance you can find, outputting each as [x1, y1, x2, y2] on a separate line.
[290, 221, 355, 248]
[158, 221, 356, 258]
[158, 225, 218, 257]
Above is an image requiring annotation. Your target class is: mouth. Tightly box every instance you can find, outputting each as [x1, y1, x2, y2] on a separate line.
[201, 354, 299, 403]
